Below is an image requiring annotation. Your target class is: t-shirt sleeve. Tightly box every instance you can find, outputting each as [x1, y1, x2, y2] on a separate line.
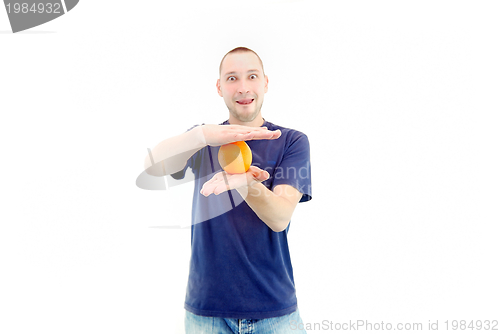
[271, 132, 312, 203]
[170, 124, 202, 180]
[170, 156, 194, 180]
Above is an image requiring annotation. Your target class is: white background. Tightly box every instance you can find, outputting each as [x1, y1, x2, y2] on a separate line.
[1, 1, 499, 333]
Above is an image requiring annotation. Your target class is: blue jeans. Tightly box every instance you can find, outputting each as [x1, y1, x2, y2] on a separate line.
[185, 309, 307, 334]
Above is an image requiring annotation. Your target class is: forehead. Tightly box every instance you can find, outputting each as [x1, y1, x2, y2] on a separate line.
[221, 52, 262, 76]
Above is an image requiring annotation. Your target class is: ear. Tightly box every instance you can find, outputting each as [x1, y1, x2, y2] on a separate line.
[216, 79, 223, 97]
[264, 75, 269, 93]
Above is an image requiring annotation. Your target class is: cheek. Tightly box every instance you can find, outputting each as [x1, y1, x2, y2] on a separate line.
[257, 85, 266, 96]
[224, 87, 236, 98]
[223, 90, 234, 101]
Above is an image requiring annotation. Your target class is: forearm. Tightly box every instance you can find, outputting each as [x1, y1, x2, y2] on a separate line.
[144, 126, 206, 176]
[236, 183, 294, 232]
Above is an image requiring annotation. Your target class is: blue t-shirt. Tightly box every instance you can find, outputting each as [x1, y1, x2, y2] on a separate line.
[171, 119, 312, 319]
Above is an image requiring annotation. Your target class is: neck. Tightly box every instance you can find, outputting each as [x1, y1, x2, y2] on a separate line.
[228, 114, 265, 127]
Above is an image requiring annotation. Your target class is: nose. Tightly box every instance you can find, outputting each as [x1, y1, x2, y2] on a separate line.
[237, 80, 250, 94]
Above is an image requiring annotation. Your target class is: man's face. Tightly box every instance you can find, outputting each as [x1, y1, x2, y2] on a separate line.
[217, 52, 268, 123]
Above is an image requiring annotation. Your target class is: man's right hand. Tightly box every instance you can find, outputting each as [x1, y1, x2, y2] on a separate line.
[201, 124, 281, 146]
[144, 124, 281, 177]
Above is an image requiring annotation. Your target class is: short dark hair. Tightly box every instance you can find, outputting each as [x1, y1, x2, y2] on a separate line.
[219, 47, 265, 76]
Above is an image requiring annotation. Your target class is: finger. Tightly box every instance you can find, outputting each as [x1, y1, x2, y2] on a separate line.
[228, 125, 267, 131]
[248, 166, 270, 181]
[215, 172, 228, 181]
[200, 177, 219, 196]
[225, 131, 268, 142]
[201, 181, 218, 196]
[203, 174, 219, 186]
[243, 129, 281, 141]
[204, 177, 229, 196]
[213, 183, 230, 196]
[226, 125, 277, 139]
[201, 172, 230, 196]
[271, 129, 281, 139]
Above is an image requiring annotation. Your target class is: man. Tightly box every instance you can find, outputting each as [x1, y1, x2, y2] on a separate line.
[144, 47, 311, 333]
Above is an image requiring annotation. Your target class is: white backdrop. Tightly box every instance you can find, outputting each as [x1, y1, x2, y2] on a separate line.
[1, 1, 499, 333]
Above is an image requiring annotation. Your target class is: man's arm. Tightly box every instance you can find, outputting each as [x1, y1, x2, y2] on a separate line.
[144, 125, 282, 177]
[144, 126, 206, 177]
[199, 166, 302, 232]
[237, 183, 302, 232]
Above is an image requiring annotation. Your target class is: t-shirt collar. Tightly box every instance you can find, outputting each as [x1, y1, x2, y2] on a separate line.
[222, 118, 268, 127]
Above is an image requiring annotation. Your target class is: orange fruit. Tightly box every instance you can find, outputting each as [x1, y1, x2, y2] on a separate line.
[218, 141, 252, 174]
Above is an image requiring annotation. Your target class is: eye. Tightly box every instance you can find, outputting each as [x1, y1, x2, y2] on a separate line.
[228, 76, 236, 81]
[249, 74, 257, 79]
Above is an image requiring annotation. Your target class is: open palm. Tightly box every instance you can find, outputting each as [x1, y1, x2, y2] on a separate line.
[200, 166, 270, 197]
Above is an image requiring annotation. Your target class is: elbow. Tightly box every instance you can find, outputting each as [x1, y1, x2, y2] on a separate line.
[144, 155, 172, 177]
[267, 206, 294, 232]
[144, 167, 159, 177]
[144, 162, 166, 177]
[269, 220, 290, 233]
[144, 158, 154, 175]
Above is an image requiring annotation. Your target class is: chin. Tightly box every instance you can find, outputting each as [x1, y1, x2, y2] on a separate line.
[234, 110, 259, 123]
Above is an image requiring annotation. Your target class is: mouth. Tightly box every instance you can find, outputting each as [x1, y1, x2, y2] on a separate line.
[236, 98, 254, 105]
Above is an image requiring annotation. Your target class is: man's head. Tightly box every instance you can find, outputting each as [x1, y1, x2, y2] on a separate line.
[217, 47, 269, 126]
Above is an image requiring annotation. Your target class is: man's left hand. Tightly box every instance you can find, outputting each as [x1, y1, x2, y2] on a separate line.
[200, 166, 269, 197]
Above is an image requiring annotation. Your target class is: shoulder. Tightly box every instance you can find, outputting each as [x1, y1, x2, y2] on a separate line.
[265, 121, 310, 147]
[186, 123, 205, 131]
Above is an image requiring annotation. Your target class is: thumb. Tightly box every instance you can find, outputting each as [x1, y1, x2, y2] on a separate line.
[248, 166, 269, 181]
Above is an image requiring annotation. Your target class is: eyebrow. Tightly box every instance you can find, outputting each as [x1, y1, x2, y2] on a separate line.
[224, 69, 260, 77]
